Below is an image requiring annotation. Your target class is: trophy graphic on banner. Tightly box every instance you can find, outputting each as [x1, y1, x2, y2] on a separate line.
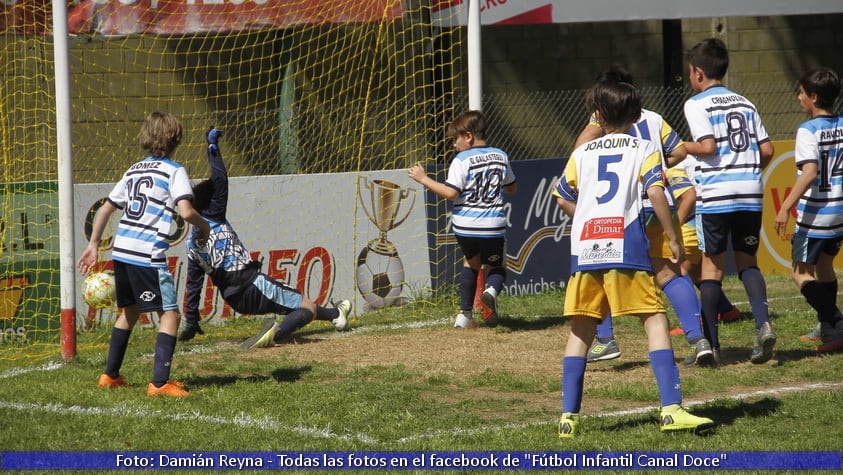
[356, 176, 416, 309]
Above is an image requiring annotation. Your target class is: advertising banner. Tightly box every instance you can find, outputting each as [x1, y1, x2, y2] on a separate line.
[425, 158, 571, 298]
[760, 140, 798, 275]
[431, 0, 843, 26]
[73, 170, 430, 328]
[0, 182, 60, 343]
[1, 0, 403, 35]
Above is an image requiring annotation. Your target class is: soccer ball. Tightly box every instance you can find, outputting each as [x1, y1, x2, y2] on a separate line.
[82, 271, 116, 309]
[355, 245, 405, 309]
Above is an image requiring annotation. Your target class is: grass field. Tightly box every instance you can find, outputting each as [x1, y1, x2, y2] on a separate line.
[1, 272, 842, 474]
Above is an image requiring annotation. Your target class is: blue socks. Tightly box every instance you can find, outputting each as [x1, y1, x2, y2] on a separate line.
[275, 309, 314, 342]
[105, 327, 132, 378]
[663, 275, 703, 342]
[565, 351, 682, 412]
[152, 332, 177, 387]
[596, 314, 614, 342]
[739, 266, 770, 330]
[650, 349, 681, 407]
[459, 266, 478, 313]
[562, 356, 587, 413]
[315, 306, 339, 322]
[699, 280, 721, 349]
[485, 266, 506, 294]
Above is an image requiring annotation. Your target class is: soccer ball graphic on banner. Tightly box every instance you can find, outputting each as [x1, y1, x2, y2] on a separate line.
[355, 245, 404, 309]
[355, 176, 415, 310]
[82, 271, 116, 310]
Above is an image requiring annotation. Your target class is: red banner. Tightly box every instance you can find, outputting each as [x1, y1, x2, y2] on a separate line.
[1, 0, 403, 35]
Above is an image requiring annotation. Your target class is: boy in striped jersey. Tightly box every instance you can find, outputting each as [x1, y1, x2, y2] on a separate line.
[773, 68, 843, 352]
[408, 110, 517, 329]
[683, 38, 776, 364]
[555, 80, 713, 437]
[78, 112, 211, 397]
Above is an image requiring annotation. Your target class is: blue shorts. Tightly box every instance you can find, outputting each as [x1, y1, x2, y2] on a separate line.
[224, 274, 303, 315]
[791, 234, 843, 265]
[696, 211, 761, 256]
[112, 261, 178, 313]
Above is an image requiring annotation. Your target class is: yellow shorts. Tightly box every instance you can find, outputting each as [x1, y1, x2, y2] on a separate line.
[564, 269, 665, 318]
[681, 222, 701, 265]
[645, 212, 685, 259]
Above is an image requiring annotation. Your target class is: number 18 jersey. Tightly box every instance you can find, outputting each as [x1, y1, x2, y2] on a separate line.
[446, 146, 516, 238]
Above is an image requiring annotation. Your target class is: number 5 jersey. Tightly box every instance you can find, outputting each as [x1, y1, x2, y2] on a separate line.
[555, 134, 665, 273]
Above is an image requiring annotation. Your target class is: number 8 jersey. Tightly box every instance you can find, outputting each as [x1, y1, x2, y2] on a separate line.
[555, 133, 664, 272]
[683, 85, 771, 214]
[446, 146, 516, 238]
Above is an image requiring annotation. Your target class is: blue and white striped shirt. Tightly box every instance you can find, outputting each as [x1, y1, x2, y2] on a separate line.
[684, 85, 771, 214]
[794, 115, 843, 238]
[107, 156, 193, 268]
[445, 146, 516, 238]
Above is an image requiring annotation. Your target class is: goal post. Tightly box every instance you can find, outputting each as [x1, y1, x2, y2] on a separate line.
[1, 1, 469, 360]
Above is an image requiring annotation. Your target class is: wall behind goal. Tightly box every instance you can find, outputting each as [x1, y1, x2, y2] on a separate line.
[1, 2, 467, 345]
[3, 6, 843, 347]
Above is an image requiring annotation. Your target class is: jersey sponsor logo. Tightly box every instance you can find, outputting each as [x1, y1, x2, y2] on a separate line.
[580, 242, 622, 262]
[581, 217, 624, 240]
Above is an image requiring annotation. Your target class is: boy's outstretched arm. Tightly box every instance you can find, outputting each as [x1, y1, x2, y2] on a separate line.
[774, 162, 816, 237]
[408, 162, 459, 201]
[205, 127, 229, 222]
[77, 201, 117, 274]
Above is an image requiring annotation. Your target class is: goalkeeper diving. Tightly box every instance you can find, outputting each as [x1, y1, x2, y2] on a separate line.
[181, 127, 351, 347]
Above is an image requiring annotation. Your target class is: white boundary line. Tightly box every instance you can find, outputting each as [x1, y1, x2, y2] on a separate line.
[1, 374, 840, 445]
[0, 361, 63, 379]
[395, 381, 843, 443]
[0, 399, 377, 445]
[0, 296, 835, 445]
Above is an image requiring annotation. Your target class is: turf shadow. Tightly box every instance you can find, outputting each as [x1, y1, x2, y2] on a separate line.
[181, 366, 312, 387]
[600, 397, 781, 434]
[496, 315, 567, 331]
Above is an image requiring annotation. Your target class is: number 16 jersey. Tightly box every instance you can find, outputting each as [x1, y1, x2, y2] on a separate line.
[107, 156, 193, 268]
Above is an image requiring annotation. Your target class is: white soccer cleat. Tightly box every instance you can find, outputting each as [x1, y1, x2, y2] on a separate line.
[454, 313, 477, 329]
[332, 300, 352, 331]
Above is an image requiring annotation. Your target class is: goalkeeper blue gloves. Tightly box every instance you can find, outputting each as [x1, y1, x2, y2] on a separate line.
[207, 126, 221, 147]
